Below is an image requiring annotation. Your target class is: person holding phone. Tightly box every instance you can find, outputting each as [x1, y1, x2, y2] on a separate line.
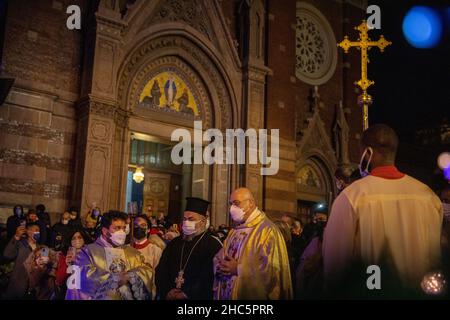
[54, 228, 91, 299]
[3, 222, 41, 299]
[23, 245, 58, 300]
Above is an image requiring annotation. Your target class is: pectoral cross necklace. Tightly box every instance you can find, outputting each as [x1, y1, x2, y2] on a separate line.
[175, 231, 207, 289]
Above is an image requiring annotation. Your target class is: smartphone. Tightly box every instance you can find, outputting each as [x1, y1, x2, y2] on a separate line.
[41, 247, 49, 258]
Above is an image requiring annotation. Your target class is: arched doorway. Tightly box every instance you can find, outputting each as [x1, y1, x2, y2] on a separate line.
[114, 34, 240, 226]
[296, 156, 335, 224]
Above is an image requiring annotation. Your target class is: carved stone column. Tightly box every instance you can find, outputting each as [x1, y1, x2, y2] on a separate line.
[72, 1, 126, 215]
[240, 0, 271, 207]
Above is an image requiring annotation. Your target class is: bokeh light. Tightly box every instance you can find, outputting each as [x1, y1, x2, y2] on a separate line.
[402, 6, 443, 48]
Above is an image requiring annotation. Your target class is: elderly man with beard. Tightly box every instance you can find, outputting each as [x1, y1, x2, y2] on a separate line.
[155, 197, 222, 300]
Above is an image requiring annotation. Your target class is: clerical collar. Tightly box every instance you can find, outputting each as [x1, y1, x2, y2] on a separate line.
[132, 238, 150, 249]
[370, 165, 405, 179]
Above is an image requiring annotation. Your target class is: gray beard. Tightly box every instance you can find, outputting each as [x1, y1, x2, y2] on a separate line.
[183, 229, 205, 241]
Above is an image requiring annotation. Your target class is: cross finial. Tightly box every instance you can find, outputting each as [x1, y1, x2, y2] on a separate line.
[338, 20, 391, 130]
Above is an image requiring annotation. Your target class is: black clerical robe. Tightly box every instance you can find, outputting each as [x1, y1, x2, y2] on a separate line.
[156, 231, 222, 300]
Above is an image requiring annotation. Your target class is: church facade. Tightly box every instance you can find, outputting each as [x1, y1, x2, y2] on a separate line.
[0, 0, 367, 226]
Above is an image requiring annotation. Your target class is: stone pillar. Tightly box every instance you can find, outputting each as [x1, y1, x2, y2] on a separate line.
[72, 1, 126, 216]
[240, 0, 271, 208]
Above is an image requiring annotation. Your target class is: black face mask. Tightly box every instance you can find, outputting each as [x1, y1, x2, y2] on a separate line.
[134, 227, 148, 240]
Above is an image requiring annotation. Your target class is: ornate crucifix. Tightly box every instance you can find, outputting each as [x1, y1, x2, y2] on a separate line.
[175, 270, 185, 289]
[338, 20, 391, 130]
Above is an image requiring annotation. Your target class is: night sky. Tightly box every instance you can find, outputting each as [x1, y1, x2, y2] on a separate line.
[368, 0, 449, 143]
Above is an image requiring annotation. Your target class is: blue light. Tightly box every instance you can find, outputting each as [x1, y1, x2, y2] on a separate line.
[402, 6, 443, 48]
[444, 167, 450, 181]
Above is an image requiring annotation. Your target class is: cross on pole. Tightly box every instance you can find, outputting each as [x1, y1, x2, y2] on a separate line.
[338, 20, 391, 130]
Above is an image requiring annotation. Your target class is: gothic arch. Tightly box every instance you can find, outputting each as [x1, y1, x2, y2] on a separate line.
[296, 108, 338, 202]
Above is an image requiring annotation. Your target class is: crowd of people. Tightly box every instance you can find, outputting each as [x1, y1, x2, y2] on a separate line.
[0, 124, 449, 300]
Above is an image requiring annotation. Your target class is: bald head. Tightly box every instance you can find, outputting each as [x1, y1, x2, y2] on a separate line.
[361, 124, 399, 164]
[231, 188, 255, 202]
[229, 187, 257, 223]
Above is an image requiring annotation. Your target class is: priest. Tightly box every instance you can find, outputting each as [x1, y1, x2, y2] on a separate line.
[213, 188, 293, 300]
[155, 197, 222, 300]
[67, 210, 153, 300]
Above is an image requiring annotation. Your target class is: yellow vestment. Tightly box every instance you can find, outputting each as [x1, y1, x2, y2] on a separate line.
[213, 208, 292, 300]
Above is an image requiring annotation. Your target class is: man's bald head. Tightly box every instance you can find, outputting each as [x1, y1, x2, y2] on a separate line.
[361, 124, 399, 163]
[231, 188, 255, 202]
[229, 187, 257, 223]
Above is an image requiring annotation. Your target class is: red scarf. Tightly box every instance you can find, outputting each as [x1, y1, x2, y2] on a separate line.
[132, 239, 150, 250]
[370, 165, 405, 179]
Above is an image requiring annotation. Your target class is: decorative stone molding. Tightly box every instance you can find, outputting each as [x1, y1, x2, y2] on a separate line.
[89, 119, 112, 144]
[117, 35, 233, 129]
[143, 0, 216, 43]
[95, 40, 116, 94]
[295, 2, 337, 85]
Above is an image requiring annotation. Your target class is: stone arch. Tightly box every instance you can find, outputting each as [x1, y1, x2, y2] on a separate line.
[116, 27, 240, 131]
[297, 152, 336, 204]
[114, 30, 240, 225]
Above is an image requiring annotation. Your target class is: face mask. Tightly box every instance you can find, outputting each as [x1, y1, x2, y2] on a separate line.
[230, 204, 246, 223]
[125, 224, 130, 235]
[359, 147, 373, 178]
[109, 230, 127, 246]
[134, 226, 148, 240]
[205, 218, 210, 230]
[182, 220, 199, 235]
[14, 208, 23, 217]
[443, 202, 450, 222]
[32, 232, 40, 243]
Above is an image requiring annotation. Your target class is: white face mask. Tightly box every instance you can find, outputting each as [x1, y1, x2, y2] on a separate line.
[230, 204, 246, 224]
[182, 220, 199, 235]
[125, 224, 130, 235]
[71, 239, 84, 249]
[443, 202, 450, 222]
[110, 230, 127, 246]
[205, 218, 210, 230]
[359, 147, 373, 178]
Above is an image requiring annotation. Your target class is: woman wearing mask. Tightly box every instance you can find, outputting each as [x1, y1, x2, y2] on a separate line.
[54, 229, 91, 299]
[50, 211, 73, 251]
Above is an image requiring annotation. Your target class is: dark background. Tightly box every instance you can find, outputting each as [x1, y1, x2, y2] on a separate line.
[364, 0, 449, 190]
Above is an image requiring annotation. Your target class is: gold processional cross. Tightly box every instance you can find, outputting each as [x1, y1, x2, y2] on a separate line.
[338, 20, 391, 130]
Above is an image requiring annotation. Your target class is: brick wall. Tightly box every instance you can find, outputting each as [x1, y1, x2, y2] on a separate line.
[0, 0, 85, 224]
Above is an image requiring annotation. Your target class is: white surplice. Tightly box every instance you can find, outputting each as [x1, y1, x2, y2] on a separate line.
[323, 174, 443, 289]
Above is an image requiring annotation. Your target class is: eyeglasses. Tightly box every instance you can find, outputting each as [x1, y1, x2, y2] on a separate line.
[228, 199, 249, 206]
